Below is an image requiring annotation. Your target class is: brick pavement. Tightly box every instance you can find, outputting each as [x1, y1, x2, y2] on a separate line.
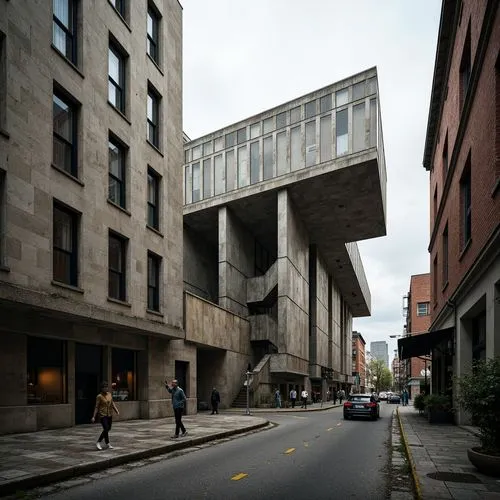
[397, 405, 500, 499]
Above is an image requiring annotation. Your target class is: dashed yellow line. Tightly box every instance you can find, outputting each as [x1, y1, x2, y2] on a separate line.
[231, 473, 248, 481]
[337, 422, 342, 426]
[304, 442, 309, 448]
[284, 448, 296, 454]
[327, 427, 334, 431]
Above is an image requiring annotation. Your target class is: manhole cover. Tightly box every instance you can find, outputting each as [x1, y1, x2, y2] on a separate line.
[427, 472, 482, 484]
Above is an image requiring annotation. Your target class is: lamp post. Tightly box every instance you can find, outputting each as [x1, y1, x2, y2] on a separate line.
[245, 370, 252, 415]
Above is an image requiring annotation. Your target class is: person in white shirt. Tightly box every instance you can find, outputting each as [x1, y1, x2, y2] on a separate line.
[301, 389, 308, 409]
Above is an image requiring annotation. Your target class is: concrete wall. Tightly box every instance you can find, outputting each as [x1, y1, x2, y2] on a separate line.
[277, 190, 309, 371]
[183, 225, 218, 302]
[331, 279, 342, 376]
[218, 207, 254, 317]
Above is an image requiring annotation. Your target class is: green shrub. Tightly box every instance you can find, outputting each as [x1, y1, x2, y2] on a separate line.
[424, 393, 452, 411]
[413, 393, 426, 412]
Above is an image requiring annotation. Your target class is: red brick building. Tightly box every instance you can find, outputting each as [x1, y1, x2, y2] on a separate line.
[352, 331, 366, 392]
[399, 0, 499, 424]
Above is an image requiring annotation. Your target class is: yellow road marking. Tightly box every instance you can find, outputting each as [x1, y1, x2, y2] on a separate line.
[231, 473, 248, 481]
[337, 422, 342, 426]
[304, 442, 309, 447]
[292, 416, 307, 419]
[284, 448, 296, 454]
[327, 427, 334, 431]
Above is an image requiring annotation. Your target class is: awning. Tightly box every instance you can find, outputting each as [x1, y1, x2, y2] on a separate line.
[398, 327, 454, 360]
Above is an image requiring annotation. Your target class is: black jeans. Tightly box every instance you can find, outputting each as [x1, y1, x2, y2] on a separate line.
[291, 398, 296, 408]
[301, 397, 307, 409]
[98, 416, 112, 444]
[174, 407, 186, 436]
[211, 402, 219, 414]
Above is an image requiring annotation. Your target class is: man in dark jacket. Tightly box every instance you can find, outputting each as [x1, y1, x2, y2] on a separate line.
[210, 387, 221, 414]
[165, 379, 187, 438]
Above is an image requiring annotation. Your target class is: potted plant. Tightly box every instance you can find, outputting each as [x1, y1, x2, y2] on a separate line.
[413, 393, 426, 415]
[456, 357, 500, 477]
[424, 393, 453, 424]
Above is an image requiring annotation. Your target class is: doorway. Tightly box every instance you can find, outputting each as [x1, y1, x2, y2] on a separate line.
[75, 343, 103, 425]
[175, 360, 189, 397]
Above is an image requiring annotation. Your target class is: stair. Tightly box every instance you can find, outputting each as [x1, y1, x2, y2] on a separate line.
[232, 387, 248, 408]
[247, 260, 278, 305]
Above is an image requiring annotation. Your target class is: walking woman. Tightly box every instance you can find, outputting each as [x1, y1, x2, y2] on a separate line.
[91, 382, 119, 450]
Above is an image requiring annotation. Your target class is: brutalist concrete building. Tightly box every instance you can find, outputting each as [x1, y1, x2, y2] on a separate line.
[183, 67, 387, 407]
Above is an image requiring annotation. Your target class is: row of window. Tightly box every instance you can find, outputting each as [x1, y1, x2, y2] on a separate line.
[185, 77, 378, 164]
[53, 201, 162, 312]
[185, 98, 378, 203]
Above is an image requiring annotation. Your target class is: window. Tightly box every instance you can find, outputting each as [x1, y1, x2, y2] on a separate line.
[416, 302, 430, 316]
[336, 109, 348, 156]
[263, 136, 273, 180]
[305, 100, 316, 119]
[461, 158, 472, 246]
[192, 145, 201, 160]
[108, 232, 127, 301]
[442, 224, 449, 286]
[352, 103, 365, 152]
[369, 98, 377, 148]
[214, 154, 225, 195]
[147, 85, 160, 148]
[112, 348, 136, 401]
[147, 4, 160, 64]
[226, 150, 236, 191]
[263, 117, 274, 134]
[433, 186, 438, 221]
[276, 111, 287, 129]
[203, 158, 212, 198]
[442, 132, 449, 180]
[192, 162, 200, 202]
[459, 22, 471, 110]
[238, 146, 248, 187]
[250, 123, 260, 139]
[290, 126, 302, 171]
[53, 202, 79, 286]
[108, 137, 126, 208]
[53, 91, 78, 176]
[353, 82, 365, 101]
[290, 106, 301, 124]
[108, 42, 126, 113]
[305, 121, 316, 167]
[27, 336, 66, 405]
[276, 131, 288, 175]
[250, 141, 260, 184]
[237, 127, 247, 144]
[225, 132, 236, 148]
[320, 115, 332, 162]
[433, 256, 438, 304]
[336, 89, 348, 107]
[202, 141, 213, 156]
[109, 0, 125, 17]
[147, 252, 161, 311]
[320, 94, 332, 113]
[53, 0, 77, 63]
[147, 167, 160, 229]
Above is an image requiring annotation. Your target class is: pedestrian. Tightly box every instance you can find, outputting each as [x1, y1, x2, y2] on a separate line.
[402, 388, 409, 407]
[301, 389, 308, 409]
[210, 387, 220, 414]
[165, 379, 188, 439]
[338, 389, 343, 404]
[289, 388, 297, 408]
[326, 390, 330, 402]
[312, 392, 316, 404]
[333, 390, 337, 405]
[275, 388, 281, 408]
[91, 381, 119, 450]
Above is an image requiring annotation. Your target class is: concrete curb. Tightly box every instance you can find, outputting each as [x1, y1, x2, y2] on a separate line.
[459, 425, 481, 439]
[226, 404, 342, 414]
[396, 408, 422, 500]
[0, 420, 269, 497]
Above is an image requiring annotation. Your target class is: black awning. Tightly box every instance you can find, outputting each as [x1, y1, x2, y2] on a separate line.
[398, 327, 454, 359]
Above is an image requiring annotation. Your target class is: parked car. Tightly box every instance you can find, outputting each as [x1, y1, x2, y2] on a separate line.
[344, 394, 380, 420]
[379, 392, 388, 401]
[388, 393, 401, 404]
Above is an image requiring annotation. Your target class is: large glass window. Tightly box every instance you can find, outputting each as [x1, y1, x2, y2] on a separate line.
[461, 163, 472, 246]
[108, 43, 126, 113]
[147, 167, 160, 230]
[276, 131, 288, 175]
[192, 162, 200, 202]
[110, 0, 126, 16]
[353, 82, 365, 101]
[305, 100, 316, 119]
[53, 203, 79, 286]
[108, 137, 126, 208]
[214, 136, 224, 152]
[336, 88, 348, 106]
[352, 102, 365, 153]
[238, 146, 249, 187]
[214, 154, 225, 195]
[250, 123, 260, 139]
[250, 141, 260, 184]
[203, 141, 213, 156]
[109, 232, 127, 301]
[320, 94, 332, 113]
[442, 224, 448, 285]
[112, 348, 136, 401]
[290, 106, 301, 124]
[53, 91, 77, 176]
[276, 111, 287, 129]
[226, 150, 236, 191]
[147, 251, 161, 311]
[263, 137, 273, 180]
[263, 117, 274, 134]
[417, 302, 430, 316]
[225, 132, 236, 148]
[53, 0, 76, 63]
[305, 121, 316, 167]
[320, 115, 332, 163]
[203, 158, 212, 198]
[336, 109, 348, 156]
[237, 127, 247, 144]
[147, 4, 160, 64]
[290, 126, 302, 171]
[192, 145, 201, 160]
[147, 85, 160, 148]
[369, 98, 377, 148]
[27, 336, 66, 405]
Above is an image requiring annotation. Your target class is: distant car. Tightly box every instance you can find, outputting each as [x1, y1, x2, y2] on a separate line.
[344, 394, 380, 420]
[388, 393, 401, 404]
[379, 392, 388, 401]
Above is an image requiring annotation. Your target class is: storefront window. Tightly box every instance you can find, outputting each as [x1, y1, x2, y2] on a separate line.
[112, 348, 136, 401]
[27, 336, 66, 404]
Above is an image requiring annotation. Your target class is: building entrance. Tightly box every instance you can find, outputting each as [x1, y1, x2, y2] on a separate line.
[75, 343, 103, 425]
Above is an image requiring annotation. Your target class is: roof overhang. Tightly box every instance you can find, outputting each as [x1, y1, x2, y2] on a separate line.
[398, 327, 454, 360]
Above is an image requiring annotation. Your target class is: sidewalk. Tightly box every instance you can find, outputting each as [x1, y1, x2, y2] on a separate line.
[226, 402, 342, 413]
[397, 405, 500, 499]
[0, 413, 268, 497]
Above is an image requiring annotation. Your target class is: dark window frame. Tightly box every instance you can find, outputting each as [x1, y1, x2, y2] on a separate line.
[147, 84, 160, 148]
[147, 167, 160, 230]
[108, 231, 127, 301]
[442, 223, 449, 286]
[109, 0, 126, 18]
[108, 41, 126, 113]
[416, 302, 430, 317]
[147, 251, 161, 311]
[459, 21, 471, 110]
[53, 88, 78, 177]
[108, 135, 127, 209]
[461, 158, 472, 247]
[53, 201, 79, 286]
[111, 347, 137, 401]
[147, 3, 160, 63]
[53, 0, 77, 64]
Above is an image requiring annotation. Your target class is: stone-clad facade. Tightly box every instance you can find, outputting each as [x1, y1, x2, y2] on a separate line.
[0, 0, 188, 434]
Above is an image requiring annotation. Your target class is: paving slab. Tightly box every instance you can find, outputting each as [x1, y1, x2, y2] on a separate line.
[0, 413, 268, 496]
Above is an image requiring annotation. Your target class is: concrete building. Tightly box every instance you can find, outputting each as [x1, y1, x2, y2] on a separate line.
[183, 67, 387, 408]
[0, 0, 187, 434]
[352, 331, 367, 392]
[399, 0, 499, 424]
[370, 341, 389, 368]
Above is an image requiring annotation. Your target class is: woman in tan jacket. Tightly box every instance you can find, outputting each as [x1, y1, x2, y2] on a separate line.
[91, 382, 119, 450]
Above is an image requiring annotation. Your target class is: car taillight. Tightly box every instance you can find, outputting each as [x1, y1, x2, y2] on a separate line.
[364, 402, 377, 408]
[344, 402, 353, 408]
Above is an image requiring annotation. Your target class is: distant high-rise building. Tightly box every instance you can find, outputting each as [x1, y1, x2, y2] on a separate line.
[370, 341, 389, 368]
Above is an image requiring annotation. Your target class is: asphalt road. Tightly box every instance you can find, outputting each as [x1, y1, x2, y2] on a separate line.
[45, 404, 394, 500]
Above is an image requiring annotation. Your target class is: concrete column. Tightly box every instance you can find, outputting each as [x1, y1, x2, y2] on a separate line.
[487, 282, 500, 357]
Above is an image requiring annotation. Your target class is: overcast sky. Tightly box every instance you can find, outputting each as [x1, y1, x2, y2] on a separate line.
[183, 0, 442, 363]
